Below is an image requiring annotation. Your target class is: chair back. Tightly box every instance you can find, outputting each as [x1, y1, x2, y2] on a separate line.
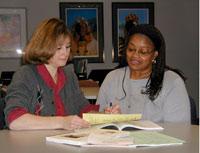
[88, 69, 113, 86]
[0, 71, 15, 86]
[0, 97, 5, 129]
[189, 96, 198, 125]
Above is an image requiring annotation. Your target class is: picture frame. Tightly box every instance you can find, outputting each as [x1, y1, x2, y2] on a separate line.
[0, 8, 26, 58]
[60, 2, 104, 63]
[112, 2, 154, 62]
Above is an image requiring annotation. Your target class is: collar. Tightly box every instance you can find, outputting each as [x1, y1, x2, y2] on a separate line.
[37, 64, 66, 93]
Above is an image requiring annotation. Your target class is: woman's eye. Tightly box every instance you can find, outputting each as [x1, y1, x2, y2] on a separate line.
[140, 50, 148, 54]
[128, 48, 136, 52]
[66, 45, 71, 49]
[57, 47, 61, 50]
[140, 50, 152, 55]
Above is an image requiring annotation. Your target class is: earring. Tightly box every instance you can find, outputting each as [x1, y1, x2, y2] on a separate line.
[152, 59, 156, 64]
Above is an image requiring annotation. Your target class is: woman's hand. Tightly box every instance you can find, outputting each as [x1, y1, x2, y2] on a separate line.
[61, 115, 90, 130]
[8, 114, 90, 131]
[104, 104, 121, 114]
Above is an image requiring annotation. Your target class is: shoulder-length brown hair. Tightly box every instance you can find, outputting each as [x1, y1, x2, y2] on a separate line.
[23, 18, 71, 64]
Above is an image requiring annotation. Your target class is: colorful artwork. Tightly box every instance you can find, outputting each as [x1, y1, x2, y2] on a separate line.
[112, 2, 154, 62]
[0, 8, 26, 58]
[0, 14, 21, 52]
[118, 9, 150, 40]
[60, 2, 104, 63]
[66, 8, 98, 57]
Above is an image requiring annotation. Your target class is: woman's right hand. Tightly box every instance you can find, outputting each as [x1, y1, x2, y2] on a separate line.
[61, 115, 90, 130]
[104, 104, 121, 114]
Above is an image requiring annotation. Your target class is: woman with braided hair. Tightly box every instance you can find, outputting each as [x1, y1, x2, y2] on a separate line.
[97, 24, 190, 123]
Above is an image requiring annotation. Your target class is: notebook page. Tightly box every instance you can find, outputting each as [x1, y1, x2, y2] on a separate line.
[83, 113, 142, 125]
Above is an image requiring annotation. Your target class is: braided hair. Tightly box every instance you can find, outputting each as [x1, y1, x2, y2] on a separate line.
[118, 24, 186, 101]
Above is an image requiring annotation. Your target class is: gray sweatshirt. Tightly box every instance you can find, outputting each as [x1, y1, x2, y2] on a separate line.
[97, 67, 191, 123]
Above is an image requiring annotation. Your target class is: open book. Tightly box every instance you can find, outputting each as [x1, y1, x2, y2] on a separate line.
[46, 129, 185, 148]
[46, 129, 132, 147]
[82, 113, 142, 125]
[93, 120, 164, 131]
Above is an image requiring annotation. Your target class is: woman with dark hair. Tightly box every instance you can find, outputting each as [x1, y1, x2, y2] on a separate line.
[97, 24, 190, 123]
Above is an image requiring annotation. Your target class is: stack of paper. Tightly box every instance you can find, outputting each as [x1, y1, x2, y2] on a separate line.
[46, 129, 185, 148]
[82, 113, 142, 124]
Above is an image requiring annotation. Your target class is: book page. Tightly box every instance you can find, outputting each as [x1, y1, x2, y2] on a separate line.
[46, 132, 89, 146]
[87, 129, 133, 146]
[117, 120, 164, 131]
[92, 123, 120, 130]
[91, 120, 163, 131]
[83, 113, 142, 125]
[130, 131, 185, 146]
[46, 129, 132, 147]
[46, 129, 184, 147]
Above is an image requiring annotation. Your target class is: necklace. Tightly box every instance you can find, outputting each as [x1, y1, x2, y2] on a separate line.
[130, 71, 151, 80]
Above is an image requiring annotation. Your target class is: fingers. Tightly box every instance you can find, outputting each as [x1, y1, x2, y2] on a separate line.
[110, 104, 120, 114]
[104, 107, 112, 113]
[63, 115, 90, 130]
[104, 104, 121, 114]
[71, 116, 90, 128]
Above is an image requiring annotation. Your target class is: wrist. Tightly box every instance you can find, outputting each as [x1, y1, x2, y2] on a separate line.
[55, 116, 64, 129]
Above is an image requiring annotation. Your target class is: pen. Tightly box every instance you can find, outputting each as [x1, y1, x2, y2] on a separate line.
[109, 102, 112, 114]
[109, 102, 112, 108]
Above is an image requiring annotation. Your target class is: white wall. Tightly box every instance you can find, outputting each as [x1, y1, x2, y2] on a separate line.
[0, 0, 198, 113]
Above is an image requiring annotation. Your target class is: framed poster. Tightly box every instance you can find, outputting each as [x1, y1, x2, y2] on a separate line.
[60, 2, 104, 63]
[112, 2, 154, 62]
[0, 8, 26, 58]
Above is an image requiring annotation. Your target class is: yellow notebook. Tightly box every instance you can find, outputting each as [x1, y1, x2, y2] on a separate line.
[82, 113, 142, 125]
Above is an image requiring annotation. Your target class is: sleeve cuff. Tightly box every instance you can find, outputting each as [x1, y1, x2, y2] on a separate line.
[79, 104, 99, 117]
[7, 107, 28, 125]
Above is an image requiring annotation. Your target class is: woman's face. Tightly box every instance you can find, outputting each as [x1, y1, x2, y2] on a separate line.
[126, 34, 158, 72]
[48, 36, 71, 68]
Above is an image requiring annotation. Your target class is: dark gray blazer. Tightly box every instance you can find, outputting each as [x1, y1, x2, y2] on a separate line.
[4, 64, 90, 125]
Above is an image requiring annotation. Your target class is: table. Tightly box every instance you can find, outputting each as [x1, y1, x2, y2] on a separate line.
[79, 80, 99, 102]
[80, 86, 99, 100]
[0, 123, 198, 153]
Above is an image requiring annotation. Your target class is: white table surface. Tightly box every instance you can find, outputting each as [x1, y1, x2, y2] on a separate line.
[0, 123, 199, 153]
